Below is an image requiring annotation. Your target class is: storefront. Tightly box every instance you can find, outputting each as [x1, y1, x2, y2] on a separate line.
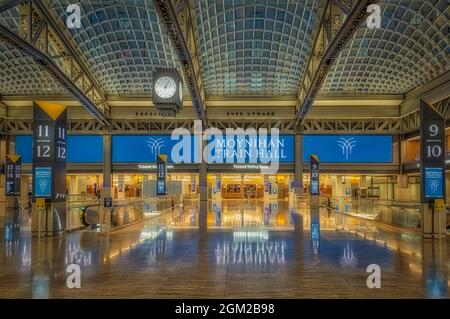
[208, 173, 293, 200]
[111, 173, 198, 199]
[13, 133, 399, 201]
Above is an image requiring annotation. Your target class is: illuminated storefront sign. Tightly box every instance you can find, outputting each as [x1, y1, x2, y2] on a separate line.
[138, 164, 174, 169]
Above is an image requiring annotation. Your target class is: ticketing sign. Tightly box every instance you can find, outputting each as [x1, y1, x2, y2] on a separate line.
[420, 100, 446, 203]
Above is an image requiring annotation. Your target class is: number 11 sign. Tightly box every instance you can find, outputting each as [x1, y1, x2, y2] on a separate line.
[420, 99, 445, 203]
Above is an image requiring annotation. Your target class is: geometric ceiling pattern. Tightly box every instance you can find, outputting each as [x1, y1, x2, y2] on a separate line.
[321, 0, 450, 95]
[0, 41, 67, 95]
[49, 0, 180, 95]
[0, 0, 448, 99]
[193, 0, 321, 96]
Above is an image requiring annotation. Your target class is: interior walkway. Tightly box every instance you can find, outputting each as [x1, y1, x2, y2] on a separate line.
[0, 200, 448, 298]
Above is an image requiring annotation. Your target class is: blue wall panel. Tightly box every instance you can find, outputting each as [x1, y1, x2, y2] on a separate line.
[15, 135, 103, 163]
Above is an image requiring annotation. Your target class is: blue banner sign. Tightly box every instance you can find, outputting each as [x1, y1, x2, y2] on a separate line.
[34, 167, 52, 197]
[112, 135, 294, 163]
[424, 167, 444, 199]
[17, 134, 393, 164]
[16, 135, 103, 163]
[303, 135, 392, 163]
[204, 134, 294, 163]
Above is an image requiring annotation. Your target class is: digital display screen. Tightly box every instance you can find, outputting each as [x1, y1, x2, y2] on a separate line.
[34, 167, 52, 197]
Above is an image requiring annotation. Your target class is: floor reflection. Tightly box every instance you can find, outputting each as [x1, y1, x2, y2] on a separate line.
[0, 199, 448, 298]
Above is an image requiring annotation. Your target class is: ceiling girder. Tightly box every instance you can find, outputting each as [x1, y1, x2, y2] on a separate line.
[296, 0, 378, 126]
[0, 0, 109, 124]
[153, 0, 206, 122]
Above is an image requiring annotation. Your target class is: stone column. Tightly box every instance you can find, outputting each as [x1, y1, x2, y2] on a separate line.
[294, 133, 303, 195]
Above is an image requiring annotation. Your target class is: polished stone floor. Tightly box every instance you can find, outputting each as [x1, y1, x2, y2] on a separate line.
[0, 199, 448, 299]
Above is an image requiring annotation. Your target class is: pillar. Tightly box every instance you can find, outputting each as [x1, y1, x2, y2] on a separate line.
[199, 137, 208, 231]
[20, 174, 28, 205]
[399, 136, 409, 188]
[103, 134, 112, 200]
[211, 174, 221, 200]
[31, 101, 67, 236]
[0, 138, 6, 217]
[68, 176, 75, 195]
[294, 133, 303, 195]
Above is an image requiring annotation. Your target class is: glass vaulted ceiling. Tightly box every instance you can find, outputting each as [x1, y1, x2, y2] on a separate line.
[0, 5, 67, 96]
[0, 42, 67, 95]
[194, 0, 320, 96]
[321, 0, 450, 95]
[0, 0, 448, 98]
[48, 0, 179, 95]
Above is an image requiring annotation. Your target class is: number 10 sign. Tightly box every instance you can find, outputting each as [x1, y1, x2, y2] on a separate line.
[420, 99, 445, 203]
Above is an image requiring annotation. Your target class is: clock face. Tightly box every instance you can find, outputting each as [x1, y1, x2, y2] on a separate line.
[155, 76, 177, 99]
[179, 81, 183, 102]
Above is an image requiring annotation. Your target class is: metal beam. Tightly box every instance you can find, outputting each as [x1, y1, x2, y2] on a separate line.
[296, 0, 378, 126]
[0, 0, 25, 14]
[153, 0, 206, 122]
[0, 0, 109, 125]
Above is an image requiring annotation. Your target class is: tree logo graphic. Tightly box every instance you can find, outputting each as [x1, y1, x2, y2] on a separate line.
[147, 137, 165, 156]
[428, 179, 440, 194]
[338, 137, 357, 160]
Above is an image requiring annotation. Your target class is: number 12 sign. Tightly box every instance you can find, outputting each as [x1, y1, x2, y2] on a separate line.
[420, 99, 445, 203]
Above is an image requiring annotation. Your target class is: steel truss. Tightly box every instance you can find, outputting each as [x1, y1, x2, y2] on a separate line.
[402, 97, 450, 134]
[296, 0, 378, 125]
[0, 0, 109, 124]
[1, 100, 448, 135]
[0, 117, 410, 135]
[153, 0, 206, 121]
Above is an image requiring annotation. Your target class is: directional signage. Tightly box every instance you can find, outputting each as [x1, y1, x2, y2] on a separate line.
[5, 155, 21, 196]
[32, 101, 68, 202]
[156, 154, 167, 196]
[420, 99, 445, 203]
[310, 154, 320, 196]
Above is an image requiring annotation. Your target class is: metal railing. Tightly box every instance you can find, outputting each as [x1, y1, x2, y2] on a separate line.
[66, 195, 182, 232]
[294, 194, 422, 230]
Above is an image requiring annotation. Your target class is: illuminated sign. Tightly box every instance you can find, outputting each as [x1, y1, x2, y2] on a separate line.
[420, 100, 446, 203]
[424, 167, 444, 199]
[138, 164, 174, 169]
[6, 155, 21, 196]
[156, 155, 167, 196]
[34, 167, 52, 198]
[303, 135, 392, 163]
[17, 134, 394, 164]
[112, 135, 294, 163]
[310, 154, 319, 195]
[16, 135, 103, 163]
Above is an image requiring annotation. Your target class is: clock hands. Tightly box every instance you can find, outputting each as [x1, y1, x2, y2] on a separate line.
[164, 78, 171, 90]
